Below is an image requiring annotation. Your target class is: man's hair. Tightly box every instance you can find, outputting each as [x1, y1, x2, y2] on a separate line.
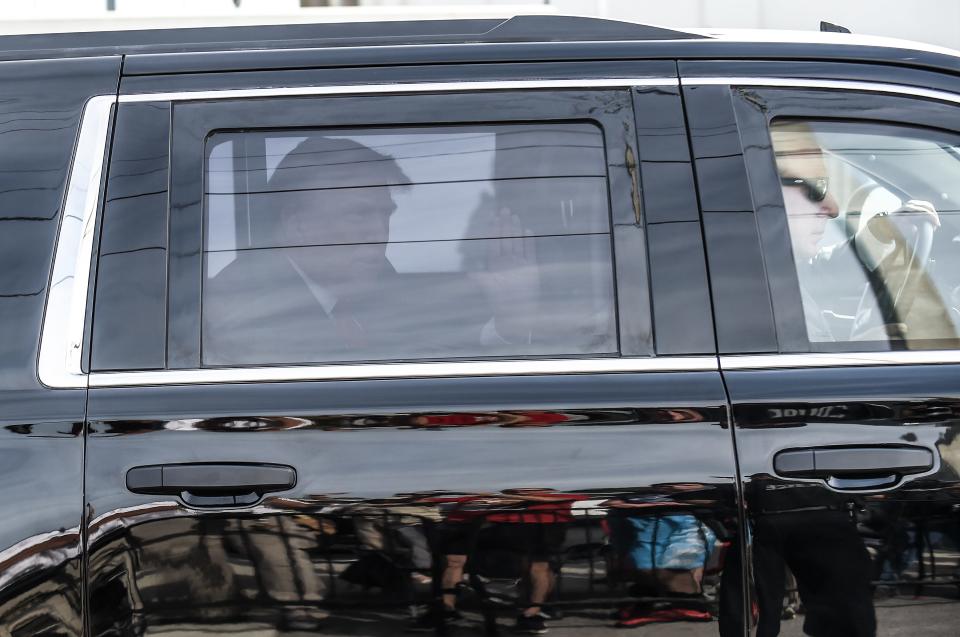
[770, 121, 825, 177]
[268, 135, 410, 192]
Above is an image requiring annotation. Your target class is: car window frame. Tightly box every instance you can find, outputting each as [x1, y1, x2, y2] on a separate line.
[164, 85, 655, 370]
[719, 79, 960, 358]
[41, 77, 727, 389]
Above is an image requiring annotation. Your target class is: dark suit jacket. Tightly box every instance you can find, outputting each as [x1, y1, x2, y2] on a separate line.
[202, 252, 491, 366]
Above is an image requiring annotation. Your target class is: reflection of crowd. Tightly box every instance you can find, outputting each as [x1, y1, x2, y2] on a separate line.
[94, 409, 645, 434]
[82, 484, 739, 634]
[77, 469, 960, 635]
[404, 488, 586, 634]
[605, 484, 721, 628]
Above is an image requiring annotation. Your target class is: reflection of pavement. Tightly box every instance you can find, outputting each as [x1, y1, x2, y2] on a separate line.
[776, 596, 960, 637]
[144, 596, 960, 637]
[142, 610, 717, 636]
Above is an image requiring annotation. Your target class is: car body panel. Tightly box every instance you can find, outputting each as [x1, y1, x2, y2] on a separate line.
[0, 55, 121, 637]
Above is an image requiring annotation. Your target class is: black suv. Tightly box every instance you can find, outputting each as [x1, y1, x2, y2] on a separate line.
[2, 15, 959, 637]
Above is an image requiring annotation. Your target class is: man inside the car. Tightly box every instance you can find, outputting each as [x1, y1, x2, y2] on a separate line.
[204, 136, 487, 364]
[203, 135, 613, 365]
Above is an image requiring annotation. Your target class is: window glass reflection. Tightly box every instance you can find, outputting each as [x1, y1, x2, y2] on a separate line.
[202, 124, 617, 365]
[771, 120, 960, 349]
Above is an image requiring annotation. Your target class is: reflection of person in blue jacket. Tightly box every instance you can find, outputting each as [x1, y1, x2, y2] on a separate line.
[605, 484, 718, 628]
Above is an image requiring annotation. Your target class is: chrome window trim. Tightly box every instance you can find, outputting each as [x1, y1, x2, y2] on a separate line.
[680, 77, 960, 106]
[41, 78, 960, 389]
[39, 78, 685, 390]
[722, 351, 960, 371]
[38, 94, 116, 389]
[118, 77, 678, 103]
[89, 357, 718, 388]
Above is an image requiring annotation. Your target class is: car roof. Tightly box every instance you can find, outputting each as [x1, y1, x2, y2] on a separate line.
[0, 16, 703, 59]
[688, 27, 960, 61]
[2, 15, 958, 78]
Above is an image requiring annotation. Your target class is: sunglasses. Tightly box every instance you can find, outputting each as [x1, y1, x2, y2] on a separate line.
[780, 176, 829, 203]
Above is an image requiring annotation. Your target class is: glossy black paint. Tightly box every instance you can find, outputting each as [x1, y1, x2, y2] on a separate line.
[724, 366, 960, 637]
[118, 59, 677, 98]
[726, 92, 808, 354]
[1, 21, 953, 636]
[632, 86, 696, 177]
[0, 56, 121, 636]
[648, 222, 715, 355]
[683, 85, 753, 213]
[632, 86, 714, 355]
[682, 84, 778, 355]
[118, 40, 960, 79]
[85, 372, 741, 635]
[701, 77, 960, 636]
[92, 102, 169, 371]
[700, 211, 778, 356]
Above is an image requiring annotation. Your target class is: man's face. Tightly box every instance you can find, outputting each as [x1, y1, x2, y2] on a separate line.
[772, 128, 840, 260]
[280, 187, 394, 289]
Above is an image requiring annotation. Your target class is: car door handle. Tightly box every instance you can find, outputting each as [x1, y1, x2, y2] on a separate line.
[126, 463, 296, 506]
[774, 445, 934, 490]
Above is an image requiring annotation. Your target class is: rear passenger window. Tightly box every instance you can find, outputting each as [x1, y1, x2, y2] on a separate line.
[201, 124, 617, 365]
[770, 119, 960, 349]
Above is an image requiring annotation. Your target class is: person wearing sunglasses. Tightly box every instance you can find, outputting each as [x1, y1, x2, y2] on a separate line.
[771, 123, 940, 343]
[772, 126, 842, 263]
[771, 124, 845, 342]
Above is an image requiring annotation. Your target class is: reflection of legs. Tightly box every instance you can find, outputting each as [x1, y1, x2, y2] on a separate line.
[525, 560, 553, 616]
[244, 517, 325, 606]
[783, 511, 875, 637]
[442, 554, 467, 609]
[516, 524, 564, 634]
[238, 516, 327, 631]
[353, 514, 388, 556]
[718, 534, 745, 637]
[752, 519, 787, 637]
[409, 522, 474, 631]
[397, 524, 432, 572]
[653, 567, 703, 595]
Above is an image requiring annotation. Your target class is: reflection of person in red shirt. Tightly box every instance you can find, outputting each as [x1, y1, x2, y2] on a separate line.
[479, 489, 585, 634]
[410, 414, 500, 428]
[499, 411, 573, 427]
[410, 489, 585, 634]
[410, 410, 574, 429]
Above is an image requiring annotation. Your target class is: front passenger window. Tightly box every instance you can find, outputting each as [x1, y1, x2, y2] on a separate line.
[201, 124, 618, 366]
[770, 120, 960, 349]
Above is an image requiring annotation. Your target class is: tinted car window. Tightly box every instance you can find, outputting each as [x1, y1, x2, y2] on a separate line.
[201, 124, 617, 365]
[770, 119, 960, 349]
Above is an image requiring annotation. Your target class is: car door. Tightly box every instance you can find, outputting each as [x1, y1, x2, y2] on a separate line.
[682, 64, 960, 636]
[0, 56, 121, 637]
[77, 70, 744, 636]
